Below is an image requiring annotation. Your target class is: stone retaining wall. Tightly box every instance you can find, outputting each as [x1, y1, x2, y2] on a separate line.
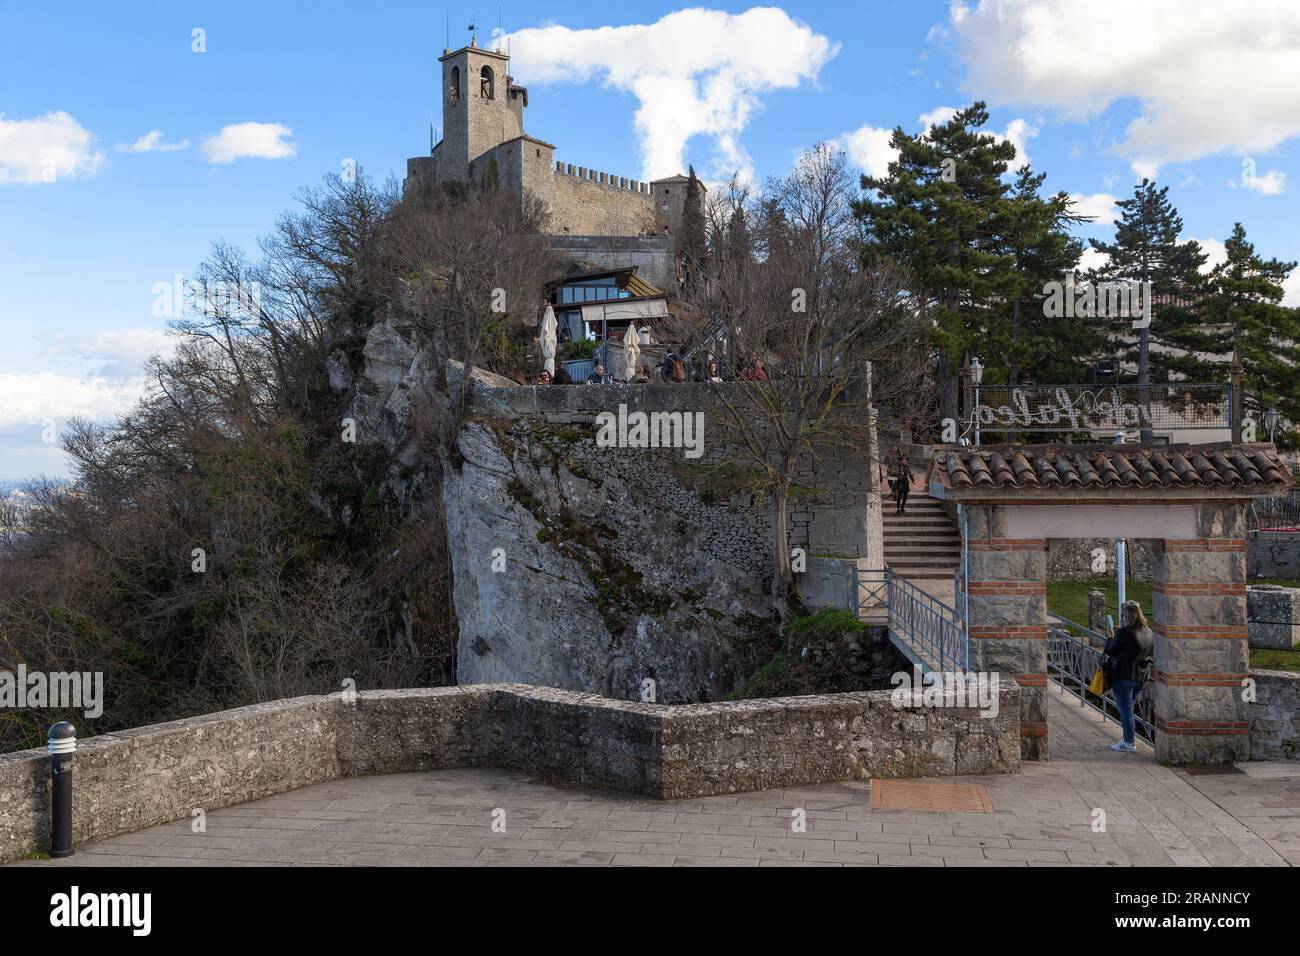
[1249, 669, 1300, 761]
[469, 381, 884, 565]
[0, 682, 1020, 862]
[1248, 531, 1300, 578]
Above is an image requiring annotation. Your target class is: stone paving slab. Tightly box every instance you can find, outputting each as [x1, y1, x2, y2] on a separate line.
[9, 684, 1296, 868]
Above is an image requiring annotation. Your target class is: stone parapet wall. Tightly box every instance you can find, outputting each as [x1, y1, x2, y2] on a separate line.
[549, 170, 658, 237]
[1248, 531, 1300, 578]
[0, 683, 1020, 862]
[0, 695, 343, 865]
[1248, 669, 1300, 761]
[470, 381, 883, 565]
[544, 234, 676, 289]
[1247, 585, 1300, 649]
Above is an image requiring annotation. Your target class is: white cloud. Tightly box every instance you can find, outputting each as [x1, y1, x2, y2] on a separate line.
[918, 106, 959, 131]
[1283, 268, 1300, 307]
[0, 373, 149, 426]
[832, 124, 896, 180]
[945, 0, 1300, 178]
[200, 122, 296, 164]
[1242, 168, 1287, 195]
[42, 328, 175, 378]
[1001, 117, 1037, 168]
[1078, 246, 1109, 274]
[506, 8, 839, 181]
[1192, 237, 1228, 274]
[2, 328, 174, 431]
[1069, 192, 1118, 225]
[0, 111, 104, 184]
[116, 129, 190, 153]
[836, 108, 1035, 177]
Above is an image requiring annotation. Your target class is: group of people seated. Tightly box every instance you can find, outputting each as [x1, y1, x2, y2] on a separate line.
[534, 355, 771, 385]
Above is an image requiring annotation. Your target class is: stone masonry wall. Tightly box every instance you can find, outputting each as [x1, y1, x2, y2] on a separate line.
[548, 169, 658, 237]
[1150, 503, 1251, 765]
[1046, 537, 1157, 581]
[544, 235, 676, 290]
[470, 382, 884, 566]
[1248, 531, 1300, 578]
[1248, 669, 1300, 761]
[962, 504, 1049, 760]
[0, 683, 1020, 862]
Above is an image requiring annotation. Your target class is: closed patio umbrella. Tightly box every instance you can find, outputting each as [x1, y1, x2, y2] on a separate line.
[540, 304, 558, 376]
[622, 322, 640, 381]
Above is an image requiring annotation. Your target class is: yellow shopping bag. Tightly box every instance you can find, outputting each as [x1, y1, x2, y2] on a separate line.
[1087, 666, 1106, 696]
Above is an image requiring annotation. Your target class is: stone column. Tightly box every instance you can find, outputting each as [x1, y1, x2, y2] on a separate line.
[1151, 502, 1250, 764]
[965, 504, 1049, 760]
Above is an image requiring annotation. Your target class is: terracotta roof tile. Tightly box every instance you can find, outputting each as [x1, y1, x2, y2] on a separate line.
[934, 443, 1293, 494]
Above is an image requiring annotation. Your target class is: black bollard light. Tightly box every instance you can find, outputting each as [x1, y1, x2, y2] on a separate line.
[48, 721, 76, 858]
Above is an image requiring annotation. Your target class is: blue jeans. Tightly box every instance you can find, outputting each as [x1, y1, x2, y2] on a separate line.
[1112, 678, 1137, 744]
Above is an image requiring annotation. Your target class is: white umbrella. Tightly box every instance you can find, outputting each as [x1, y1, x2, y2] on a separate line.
[540, 305, 558, 376]
[622, 322, 640, 382]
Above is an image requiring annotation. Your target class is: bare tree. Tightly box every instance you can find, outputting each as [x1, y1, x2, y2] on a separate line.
[390, 183, 555, 445]
[699, 144, 934, 620]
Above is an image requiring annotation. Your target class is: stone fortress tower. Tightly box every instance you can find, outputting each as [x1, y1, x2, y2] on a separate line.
[407, 37, 701, 265]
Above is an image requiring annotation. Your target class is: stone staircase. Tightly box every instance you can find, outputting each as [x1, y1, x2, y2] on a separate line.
[883, 495, 961, 588]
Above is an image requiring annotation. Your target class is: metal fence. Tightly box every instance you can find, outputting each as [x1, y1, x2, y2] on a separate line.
[1249, 489, 1300, 531]
[856, 568, 969, 672]
[972, 382, 1231, 434]
[1047, 612, 1154, 742]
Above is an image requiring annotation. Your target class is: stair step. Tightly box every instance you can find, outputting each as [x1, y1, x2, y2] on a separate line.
[884, 530, 960, 538]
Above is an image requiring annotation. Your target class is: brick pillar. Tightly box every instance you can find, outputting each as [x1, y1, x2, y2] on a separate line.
[965, 504, 1048, 760]
[1151, 502, 1250, 764]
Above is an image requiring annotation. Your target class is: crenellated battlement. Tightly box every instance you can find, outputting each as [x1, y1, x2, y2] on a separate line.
[555, 161, 652, 194]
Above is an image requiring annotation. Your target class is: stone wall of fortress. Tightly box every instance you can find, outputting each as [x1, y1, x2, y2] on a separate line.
[546, 163, 659, 237]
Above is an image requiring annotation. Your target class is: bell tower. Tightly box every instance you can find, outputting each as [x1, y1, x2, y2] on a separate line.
[438, 37, 520, 182]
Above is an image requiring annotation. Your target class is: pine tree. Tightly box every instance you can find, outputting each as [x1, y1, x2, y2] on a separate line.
[1087, 179, 1208, 384]
[1198, 223, 1300, 447]
[854, 103, 1018, 423]
[988, 166, 1094, 389]
[679, 166, 707, 292]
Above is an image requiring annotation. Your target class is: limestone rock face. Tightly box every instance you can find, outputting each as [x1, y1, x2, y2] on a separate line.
[338, 314, 772, 704]
[445, 420, 768, 702]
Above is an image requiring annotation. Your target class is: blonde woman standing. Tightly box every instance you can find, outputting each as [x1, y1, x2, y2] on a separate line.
[1103, 600, 1154, 752]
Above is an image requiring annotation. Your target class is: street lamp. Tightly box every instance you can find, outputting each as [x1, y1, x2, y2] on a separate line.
[969, 357, 984, 447]
[1264, 407, 1280, 443]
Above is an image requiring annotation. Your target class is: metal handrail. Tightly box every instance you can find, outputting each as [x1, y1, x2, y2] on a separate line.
[1046, 613, 1153, 742]
[855, 567, 969, 672]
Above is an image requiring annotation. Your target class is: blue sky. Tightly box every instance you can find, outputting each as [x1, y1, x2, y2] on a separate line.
[3, 0, 1298, 478]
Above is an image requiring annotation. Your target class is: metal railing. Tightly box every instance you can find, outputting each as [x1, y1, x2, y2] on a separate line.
[856, 568, 969, 672]
[1047, 613, 1154, 743]
[1249, 489, 1300, 531]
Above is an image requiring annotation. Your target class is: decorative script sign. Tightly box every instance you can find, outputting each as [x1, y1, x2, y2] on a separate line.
[972, 385, 1230, 433]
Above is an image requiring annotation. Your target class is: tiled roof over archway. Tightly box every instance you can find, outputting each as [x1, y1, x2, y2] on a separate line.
[933, 442, 1292, 493]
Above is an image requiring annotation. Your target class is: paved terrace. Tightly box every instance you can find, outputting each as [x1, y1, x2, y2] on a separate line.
[12, 686, 1297, 868]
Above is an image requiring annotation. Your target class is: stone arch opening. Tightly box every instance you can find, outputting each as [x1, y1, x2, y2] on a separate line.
[449, 65, 460, 100]
[932, 441, 1292, 764]
[480, 65, 495, 99]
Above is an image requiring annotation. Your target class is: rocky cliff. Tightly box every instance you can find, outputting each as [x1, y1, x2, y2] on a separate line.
[336, 314, 775, 703]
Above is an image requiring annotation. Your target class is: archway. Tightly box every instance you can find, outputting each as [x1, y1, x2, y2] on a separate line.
[930, 441, 1292, 763]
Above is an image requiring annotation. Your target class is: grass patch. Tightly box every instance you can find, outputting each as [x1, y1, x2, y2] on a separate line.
[1047, 577, 1300, 671]
[728, 608, 876, 699]
[1251, 647, 1300, 672]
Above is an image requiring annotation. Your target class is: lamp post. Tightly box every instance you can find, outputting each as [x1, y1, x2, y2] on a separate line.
[1265, 407, 1280, 443]
[969, 357, 984, 447]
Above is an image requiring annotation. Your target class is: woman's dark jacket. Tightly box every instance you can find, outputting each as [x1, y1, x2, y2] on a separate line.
[1103, 625, 1154, 682]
